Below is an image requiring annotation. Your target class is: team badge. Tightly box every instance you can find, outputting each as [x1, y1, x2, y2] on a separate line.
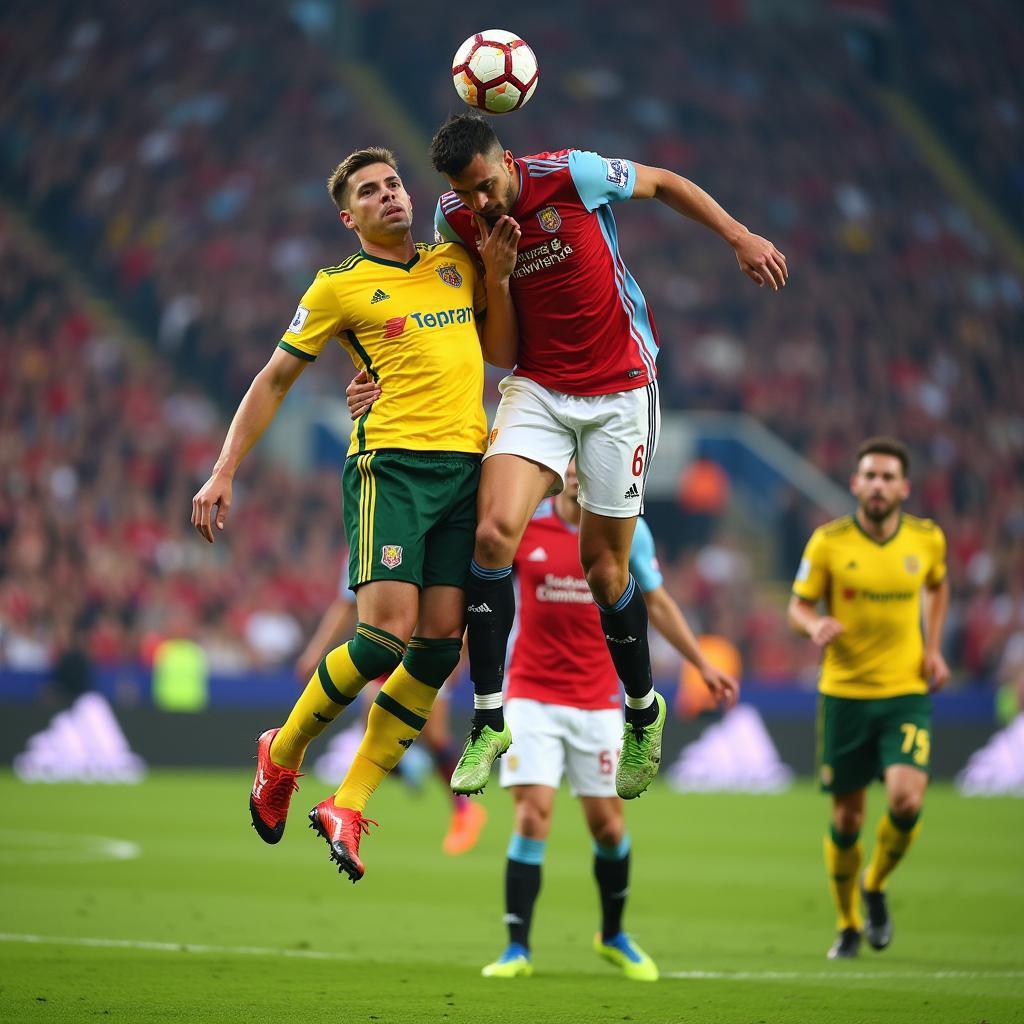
[436, 263, 463, 288]
[537, 206, 561, 232]
[381, 544, 403, 569]
[904, 555, 920, 574]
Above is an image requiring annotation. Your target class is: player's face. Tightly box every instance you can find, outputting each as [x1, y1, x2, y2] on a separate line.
[446, 149, 518, 223]
[339, 163, 413, 240]
[850, 453, 910, 522]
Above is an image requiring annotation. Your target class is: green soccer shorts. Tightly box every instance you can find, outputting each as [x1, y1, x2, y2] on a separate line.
[816, 692, 932, 794]
[342, 449, 480, 591]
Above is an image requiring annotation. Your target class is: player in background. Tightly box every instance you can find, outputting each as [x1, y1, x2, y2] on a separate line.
[481, 461, 737, 980]
[296, 569, 486, 856]
[192, 146, 518, 881]
[788, 437, 950, 959]
[426, 113, 786, 799]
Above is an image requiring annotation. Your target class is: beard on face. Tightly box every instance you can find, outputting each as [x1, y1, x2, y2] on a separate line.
[861, 495, 898, 522]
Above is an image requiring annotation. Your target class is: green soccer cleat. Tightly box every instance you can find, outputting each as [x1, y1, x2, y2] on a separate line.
[826, 927, 862, 960]
[593, 932, 659, 982]
[450, 723, 512, 795]
[861, 877, 893, 951]
[615, 692, 667, 800]
[481, 943, 533, 978]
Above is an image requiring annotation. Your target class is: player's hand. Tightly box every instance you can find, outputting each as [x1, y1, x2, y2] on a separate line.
[809, 616, 844, 648]
[924, 648, 951, 692]
[700, 663, 740, 710]
[733, 231, 788, 291]
[475, 213, 521, 281]
[191, 473, 232, 543]
[346, 369, 380, 418]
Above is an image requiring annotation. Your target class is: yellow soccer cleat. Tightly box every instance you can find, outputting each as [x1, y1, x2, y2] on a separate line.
[593, 932, 659, 982]
[482, 944, 533, 978]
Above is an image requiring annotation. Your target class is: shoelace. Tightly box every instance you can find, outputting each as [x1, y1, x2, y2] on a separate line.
[340, 813, 379, 848]
[261, 768, 302, 818]
[459, 727, 488, 765]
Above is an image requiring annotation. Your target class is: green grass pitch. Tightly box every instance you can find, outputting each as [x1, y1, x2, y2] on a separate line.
[1, 770, 1021, 1023]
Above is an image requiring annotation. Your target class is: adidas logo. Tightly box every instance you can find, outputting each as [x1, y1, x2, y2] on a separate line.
[467, 602, 493, 613]
[370, 288, 390, 304]
[624, 483, 640, 500]
[846, 561, 858, 569]
[13, 693, 146, 784]
[527, 546, 547, 562]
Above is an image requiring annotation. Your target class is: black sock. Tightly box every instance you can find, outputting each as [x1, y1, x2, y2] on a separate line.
[594, 842, 631, 940]
[505, 857, 541, 950]
[597, 576, 654, 726]
[466, 560, 515, 732]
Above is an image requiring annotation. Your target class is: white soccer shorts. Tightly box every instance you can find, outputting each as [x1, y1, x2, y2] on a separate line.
[485, 374, 661, 518]
[499, 697, 624, 797]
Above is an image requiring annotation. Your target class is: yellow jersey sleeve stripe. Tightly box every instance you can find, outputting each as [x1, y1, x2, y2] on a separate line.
[278, 340, 317, 362]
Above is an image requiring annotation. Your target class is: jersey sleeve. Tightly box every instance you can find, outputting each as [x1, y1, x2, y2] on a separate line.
[791, 529, 829, 602]
[567, 150, 636, 212]
[434, 200, 464, 244]
[279, 271, 345, 361]
[925, 525, 948, 587]
[629, 518, 664, 593]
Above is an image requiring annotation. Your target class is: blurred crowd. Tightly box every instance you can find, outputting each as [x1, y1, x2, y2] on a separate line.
[1, 1, 1022, 689]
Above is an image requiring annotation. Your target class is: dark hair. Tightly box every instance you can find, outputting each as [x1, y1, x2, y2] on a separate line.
[327, 147, 398, 209]
[856, 436, 910, 476]
[429, 113, 504, 176]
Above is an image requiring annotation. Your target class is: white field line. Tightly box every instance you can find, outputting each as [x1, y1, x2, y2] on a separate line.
[0, 934, 1021, 980]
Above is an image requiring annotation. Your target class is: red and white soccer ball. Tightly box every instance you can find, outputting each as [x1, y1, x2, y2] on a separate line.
[451, 29, 539, 115]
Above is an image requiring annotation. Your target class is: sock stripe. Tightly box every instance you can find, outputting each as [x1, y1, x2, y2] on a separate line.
[317, 660, 356, 706]
[507, 834, 546, 865]
[470, 559, 513, 580]
[829, 825, 860, 849]
[594, 834, 632, 860]
[598, 575, 636, 614]
[373, 690, 427, 731]
[355, 624, 405, 659]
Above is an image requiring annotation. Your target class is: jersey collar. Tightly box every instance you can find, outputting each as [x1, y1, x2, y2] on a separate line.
[853, 512, 903, 546]
[358, 248, 421, 272]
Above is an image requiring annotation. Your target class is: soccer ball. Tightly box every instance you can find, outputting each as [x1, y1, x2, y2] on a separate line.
[451, 29, 539, 115]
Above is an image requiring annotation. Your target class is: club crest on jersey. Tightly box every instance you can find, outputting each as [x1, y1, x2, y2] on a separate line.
[436, 263, 463, 288]
[904, 555, 920, 574]
[537, 206, 561, 233]
[381, 544, 403, 570]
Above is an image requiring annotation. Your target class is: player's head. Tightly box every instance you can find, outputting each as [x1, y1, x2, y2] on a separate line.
[851, 436, 910, 522]
[429, 113, 518, 223]
[327, 147, 413, 242]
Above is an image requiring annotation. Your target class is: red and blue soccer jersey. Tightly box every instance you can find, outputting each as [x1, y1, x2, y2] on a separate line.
[434, 150, 660, 397]
[506, 502, 664, 710]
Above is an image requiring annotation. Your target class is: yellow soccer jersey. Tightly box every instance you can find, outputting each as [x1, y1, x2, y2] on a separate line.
[792, 514, 947, 698]
[279, 242, 487, 457]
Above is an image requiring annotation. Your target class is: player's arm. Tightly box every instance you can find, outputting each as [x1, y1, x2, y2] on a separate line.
[787, 531, 842, 645]
[295, 595, 357, 683]
[787, 596, 844, 647]
[631, 162, 788, 291]
[191, 347, 308, 543]
[475, 213, 520, 369]
[922, 576, 951, 692]
[643, 586, 739, 708]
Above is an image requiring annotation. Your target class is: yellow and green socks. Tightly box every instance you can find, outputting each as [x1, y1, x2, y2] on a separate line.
[824, 826, 863, 931]
[334, 637, 462, 812]
[864, 810, 921, 892]
[270, 623, 405, 769]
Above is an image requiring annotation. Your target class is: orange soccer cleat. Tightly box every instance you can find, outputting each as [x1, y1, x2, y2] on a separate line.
[249, 728, 301, 844]
[442, 800, 488, 856]
[308, 798, 379, 882]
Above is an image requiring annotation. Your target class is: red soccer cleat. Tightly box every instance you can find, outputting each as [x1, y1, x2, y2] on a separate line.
[308, 798, 379, 883]
[249, 728, 301, 845]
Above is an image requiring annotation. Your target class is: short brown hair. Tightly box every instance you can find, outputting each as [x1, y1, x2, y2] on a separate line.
[327, 147, 398, 209]
[856, 436, 910, 477]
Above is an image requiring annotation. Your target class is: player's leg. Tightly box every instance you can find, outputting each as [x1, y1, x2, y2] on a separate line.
[862, 694, 931, 949]
[315, 584, 465, 881]
[250, 579, 412, 845]
[818, 693, 876, 958]
[482, 697, 564, 978]
[464, 377, 572, 740]
[420, 694, 488, 855]
[575, 383, 663, 799]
